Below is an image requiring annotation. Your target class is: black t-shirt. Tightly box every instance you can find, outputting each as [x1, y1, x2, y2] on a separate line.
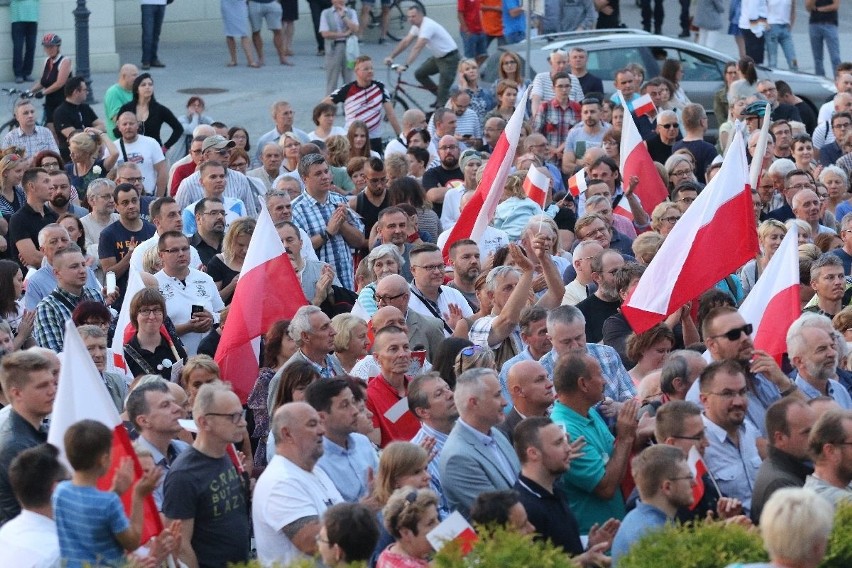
[576, 294, 621, 343]
[206, 255, 239, 302]
[770, 103, 802, 124]
[796, 101, 818, 134]
[355, 191, 389, 239]
[98, 220, 156, 303]
[514, 475, 584, 555]
[8, 203, 58, 268]
[190, 233, 222, 268]
[577, 73, 604, 98]
[671, 139, 718, 181]
[53, 101, 99, 157]
[422, 166, 463, 219]
[162, 447, 250, 568]
[646, 134, 676, 165]
[810, 0, 838, 24]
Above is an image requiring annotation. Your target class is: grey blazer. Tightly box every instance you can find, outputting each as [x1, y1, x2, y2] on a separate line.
[439, 421, 521, 519]
[406, 309, 445, 362]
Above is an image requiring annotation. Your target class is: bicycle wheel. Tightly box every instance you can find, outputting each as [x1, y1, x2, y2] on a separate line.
[386, 0, 424, 42]
[389, 92, 410, 117]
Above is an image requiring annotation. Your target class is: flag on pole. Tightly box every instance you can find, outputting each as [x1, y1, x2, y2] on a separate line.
[110, 268, 146, 371]
[748, 102, 772, 189]
[441, 87, 531, 261]
[621, 129, 759, 333]
[618, 90, 669, 215]
[566, 170, 588, 198]
[523, 166, 549, 208]
[215, 204, 308, 403]
[687, 446, 708, 510]
[738, 224, 800, 365]
[49, 319, 163, 542]
[628, 93, 657, 119]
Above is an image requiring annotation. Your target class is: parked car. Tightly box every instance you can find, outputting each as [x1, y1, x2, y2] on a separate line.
[482, 30, 837, 132]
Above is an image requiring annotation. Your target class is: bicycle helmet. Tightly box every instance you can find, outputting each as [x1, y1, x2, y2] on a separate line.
[42, 33, 62, 47]
[742, 101, 769, 118]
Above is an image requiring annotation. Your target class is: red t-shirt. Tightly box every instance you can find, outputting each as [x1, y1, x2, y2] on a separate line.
[170, 161, 197, 196]
[366, 374, 421, 448]
[458, 0, 484, 34]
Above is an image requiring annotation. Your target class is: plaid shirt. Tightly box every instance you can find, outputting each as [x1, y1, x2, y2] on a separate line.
[533, 98, 581, 149]
[34, 287, 104, 352]
[291, 191, 363, 290]
[540, 343, 636, 402]
[2, 126, 60, 159]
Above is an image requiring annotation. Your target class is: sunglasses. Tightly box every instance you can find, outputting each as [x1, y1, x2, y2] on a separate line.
[460, 345, 484, 357]
[710, 323, 753, 341]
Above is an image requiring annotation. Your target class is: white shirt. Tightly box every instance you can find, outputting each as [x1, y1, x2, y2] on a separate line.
[129, 233, 203, 272]
[409, 16, 457, 57]
[154, 267, 224, 356]
[438, 184, 468, 231]
[767, 0, 793, 24]
[437, 225, 510, 263]
[252, 454, 343, 568]
[408, 284, 473, 336]
[0, 510, 61, 568]
[116, 134, 166, 195]
[349, 353, 432, 382]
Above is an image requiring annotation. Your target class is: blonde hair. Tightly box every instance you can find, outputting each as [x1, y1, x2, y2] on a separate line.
[142, 245, 161, 273]
[503, 171, 527, 200]
[331, 313, 366, 353]
[759, 488, 834, 564]
[69, 132, 99, 156]
[632, 231, 664, 265]
[179, 354, 220, 389]
[757, 218, 787, 242]
[326, 135, 350, 167]
[222, 217, 256, 264]
[372, 442, 429, 506]
[650, 201, 679, 232]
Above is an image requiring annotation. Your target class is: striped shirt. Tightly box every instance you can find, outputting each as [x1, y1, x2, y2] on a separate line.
[530, 72, 584, 106]
[329, 80, 392, 139]
[2, 126, 60, 158]
[427, 108, 482, 139]
[54, 482, 128, 568]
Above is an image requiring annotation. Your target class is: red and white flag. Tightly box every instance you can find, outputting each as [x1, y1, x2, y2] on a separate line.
[738, 224, 800, 365]
[215, 204, 308, 403]
[622, 129, 759, 333]
[441, 87, 530, 260]
[49, 319, 163, 542]
[523, 166, 549, 208]
[687, 446, 708, 510]
[427, 510, 478, 554]
[566, 170, 587, 198]
[619, 90, 669, 215]
[629, 93, 657, 119]
[110, 268, 146, 372]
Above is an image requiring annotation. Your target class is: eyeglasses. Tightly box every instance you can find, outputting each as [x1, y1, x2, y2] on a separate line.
[670, 169, 692, 177]
[122, 176, 145, 183]
[708, 323, 753, 341]
[502, 60, 518, 65]
[160, 246, 191, 254]
[788, 183, 815, 191]
[581, 227, 609, 238]
[460, 345, 484, 357]
[660, 123, 679, 129]
[375, 291, 408, 304]
[41, 161, 60, 169]
[661, 215, 680, 224]
[202, 209, 226, 217]
[677, 196, 696, 204]
[707, 388, 748, 399]
[204, 410, 246, 424]
[413, 263, 446, 272]
[671, 430, 707, 441]
[138, 307, 163, 317]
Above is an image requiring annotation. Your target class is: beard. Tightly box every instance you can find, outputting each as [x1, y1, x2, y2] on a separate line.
[442, 155, 458, 169]
[51, 195, 69, 208]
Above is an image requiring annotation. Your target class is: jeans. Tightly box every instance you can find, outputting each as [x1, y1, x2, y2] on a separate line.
[11, 21, 37, 79]
[414, 50, 460, 107]
[141, 4, 166, 65]
[460, 31, 487, 59]
[809, 22, 840, 77]
[765, 23, 797, 70]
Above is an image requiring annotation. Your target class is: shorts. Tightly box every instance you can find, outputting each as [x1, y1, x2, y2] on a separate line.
[461, 31, 487, 59]
[249, 0, 284, 31]
[362, 0, 392, 6]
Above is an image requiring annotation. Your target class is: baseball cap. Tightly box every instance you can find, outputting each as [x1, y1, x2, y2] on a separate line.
[202, 135, 236, 153]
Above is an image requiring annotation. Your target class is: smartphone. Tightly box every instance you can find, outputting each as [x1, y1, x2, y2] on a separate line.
[191, 305, 204, 316]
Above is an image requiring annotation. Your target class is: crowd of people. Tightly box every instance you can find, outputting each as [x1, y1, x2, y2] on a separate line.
[3, 2, 852, 568]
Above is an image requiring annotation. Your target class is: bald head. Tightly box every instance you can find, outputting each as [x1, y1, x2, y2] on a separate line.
[402, 109, 426, 130]
[637, 370, 663, 403]
[507, 360, 546, 390]
[119, 64, 139, 88]
[376, 273, 408, 297]
[583, 147, 606, 170]
[506, 359, 553, 413]
[193, 124, 216, 138]
[835, 92, 852, 113]
[372, 305, 407, 332]
[439, 134, 456, 148]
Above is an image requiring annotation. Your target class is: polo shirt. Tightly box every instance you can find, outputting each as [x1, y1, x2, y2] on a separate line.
[514, 474, 584, 555]
[0, 410, 47, 525]
[551, 401, 625, 532]
[154, 267, 224, 356]
[8, 203, 58, 269]
[316, 433, 378, 503]
[190, 232, 222, 267]
[407, 284, 474, 337]
[702, 414, 762, 514]
[611, 502, 671, 565]
[366, 374, 420, 448]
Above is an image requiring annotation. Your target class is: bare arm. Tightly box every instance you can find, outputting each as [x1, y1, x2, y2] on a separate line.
[339, 219, 367, 249]
[385, 34, 415, 61]
[166, 517, 198, 568]
[404, 38, 429, 67]
[15, 240, 42, 267]
[155, 159, 168, 197]
[383, 101, 402, 136]
[535, 247, 565, 309]
[562, 149, 578, 175]
[282, 515, 321, 556]
[488, 245, 534, 345]
[593, 400, 638, 500]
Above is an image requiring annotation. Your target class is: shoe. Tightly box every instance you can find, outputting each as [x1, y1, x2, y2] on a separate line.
[678, 31, 690, 38]
[317, 49, 325, 56]
[378, 37, 385, 45]
[141, 63, 151, 70]
[151, 60, 166, 68]
[23, 75, 32, 82]
[14, 77, 23, 84]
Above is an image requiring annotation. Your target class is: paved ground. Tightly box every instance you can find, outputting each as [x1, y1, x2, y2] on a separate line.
[3, 1, 852, 146]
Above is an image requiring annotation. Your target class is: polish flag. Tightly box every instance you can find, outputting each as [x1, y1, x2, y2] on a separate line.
[566, 170, 587, 198]
[215, 204, 309, 403]
[738, 223, 800, 365]
[687, 446, 708, 510]
[427, 510, 478, 554]
[49, 319, 163, 542]
[441, 87, 530, 261]
[629, 93, 657, 119]
[523, 166, 549, 208]
[619, 90, 669, 215]
[110, 268, 146, 371]
[622, 129, 759, 333]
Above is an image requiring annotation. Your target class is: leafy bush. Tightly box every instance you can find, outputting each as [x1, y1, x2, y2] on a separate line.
[820, 501, 852, 568]
[617, 520, 767, 568]
[432, 524, 577, 568]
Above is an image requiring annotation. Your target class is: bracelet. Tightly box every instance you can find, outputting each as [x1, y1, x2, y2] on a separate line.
[780, 384, 797, 397]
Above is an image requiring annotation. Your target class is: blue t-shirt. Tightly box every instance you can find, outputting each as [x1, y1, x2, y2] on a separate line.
[53, 482, 130, 568]
[502, 0, 526, 36]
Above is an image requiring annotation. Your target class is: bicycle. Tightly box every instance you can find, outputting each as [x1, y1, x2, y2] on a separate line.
[1, 88, 40, 136]
[386, 63, 435, 115]
[345, 0, 425, 42]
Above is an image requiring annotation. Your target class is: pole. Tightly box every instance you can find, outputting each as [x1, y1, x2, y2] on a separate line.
[74, 0, 95, 104]
[525, 0, 533, 83]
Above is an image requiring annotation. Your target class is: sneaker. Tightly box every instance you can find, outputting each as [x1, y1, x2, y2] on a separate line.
[141, 63, 151, 70]
[23, 75, 33, 82]
[14, 77, 24, 84]
[678, 31, 690, 38]
[151, 60, 166, 68]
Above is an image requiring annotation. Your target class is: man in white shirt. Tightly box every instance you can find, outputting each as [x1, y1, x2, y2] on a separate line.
[253, 402, 344, 567]
[130, 196, 202, 271]
[154, 231, 224, 356]
[407, 243, 473, 336]
[0, 444, 65, 568]
[383, 5, 460, 108]
[115, 111, 167, 196]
